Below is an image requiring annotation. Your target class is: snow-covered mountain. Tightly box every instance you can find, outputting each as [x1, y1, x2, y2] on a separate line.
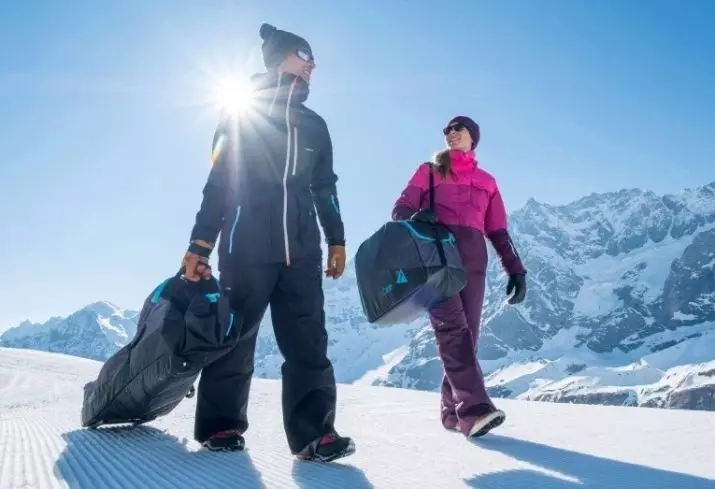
[376, 181, 715, 409]
[3, 181, 715, 411]
[0, 301, 138, 361]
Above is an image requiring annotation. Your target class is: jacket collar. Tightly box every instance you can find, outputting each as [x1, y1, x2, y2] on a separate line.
[250, 71, 309, 115]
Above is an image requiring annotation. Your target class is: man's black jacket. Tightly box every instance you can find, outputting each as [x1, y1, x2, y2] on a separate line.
[190, 72, 345, 267]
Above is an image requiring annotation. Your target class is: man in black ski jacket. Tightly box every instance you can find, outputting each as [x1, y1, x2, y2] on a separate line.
[181, 23, 355, 462]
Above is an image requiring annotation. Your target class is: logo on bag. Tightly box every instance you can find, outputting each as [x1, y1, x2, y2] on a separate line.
[205, 292, 220, 303]
[381, 270, 408, 297]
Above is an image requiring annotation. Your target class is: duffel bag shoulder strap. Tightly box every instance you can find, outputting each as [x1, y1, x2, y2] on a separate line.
[428, 162, 435, 213]
[425, 162, 447, 267]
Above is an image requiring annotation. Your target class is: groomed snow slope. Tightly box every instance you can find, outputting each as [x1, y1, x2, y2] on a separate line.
[1, 348, 714, 489]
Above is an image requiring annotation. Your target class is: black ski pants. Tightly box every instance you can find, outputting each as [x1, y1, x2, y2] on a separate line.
[193, 257, 337, 454]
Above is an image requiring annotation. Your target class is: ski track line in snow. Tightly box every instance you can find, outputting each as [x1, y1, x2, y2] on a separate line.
[61, 426, 199, 489]
[0, 417, 13, 489]
[0, 418, 5, 488]
[15, 412, 391, 489]
[52, 425, 374, 489]
[55, 414, 258, 489]
[3, 348, 715, 489]
[2, 413, 59, 489]
[0, 408, 410, 489]
[18, 415, 61, 489]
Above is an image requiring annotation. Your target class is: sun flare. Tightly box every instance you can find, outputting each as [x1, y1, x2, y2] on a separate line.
[209, 73, 254, 114]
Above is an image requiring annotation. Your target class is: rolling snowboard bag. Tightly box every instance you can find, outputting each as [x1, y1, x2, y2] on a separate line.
[355, 164, 467, 324]
[81, 272, 237, 428]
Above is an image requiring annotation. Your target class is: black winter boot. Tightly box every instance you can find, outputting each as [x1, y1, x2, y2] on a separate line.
[295, 432, 356, 462]
[201, 429, 245, 451]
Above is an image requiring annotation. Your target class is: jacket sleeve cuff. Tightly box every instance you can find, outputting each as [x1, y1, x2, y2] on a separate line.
[187, 241, 213, 258]
[506, 261, 527, 276]
[327, 238, 345, 247]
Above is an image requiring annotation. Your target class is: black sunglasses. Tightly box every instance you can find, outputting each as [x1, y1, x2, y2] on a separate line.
[443, 123, 465, 135]
[296, 48, 314, 63]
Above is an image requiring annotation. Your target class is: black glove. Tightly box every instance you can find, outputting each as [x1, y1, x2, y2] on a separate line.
[506, 274, 526, 304]
[410, 208, 438, 224]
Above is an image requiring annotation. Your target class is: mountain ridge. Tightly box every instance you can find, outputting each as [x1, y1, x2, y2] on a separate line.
[0, 300, 139, 361]
[2, 179, 715, 410]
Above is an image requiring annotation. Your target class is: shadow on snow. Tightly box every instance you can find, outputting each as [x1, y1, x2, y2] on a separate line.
[465, 434, 715, 489]
[54, 425, 374, 489]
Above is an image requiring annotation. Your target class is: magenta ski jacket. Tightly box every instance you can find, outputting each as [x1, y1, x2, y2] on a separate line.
[392, 150, 526, 276]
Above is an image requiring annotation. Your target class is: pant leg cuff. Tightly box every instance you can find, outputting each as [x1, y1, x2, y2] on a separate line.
[194, 417, 244, 442]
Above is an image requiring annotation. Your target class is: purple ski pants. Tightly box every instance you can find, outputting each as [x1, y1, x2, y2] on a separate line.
[429, 268, 495, 435]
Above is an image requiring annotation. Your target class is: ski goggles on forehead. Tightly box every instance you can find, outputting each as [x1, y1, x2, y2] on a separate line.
[443, 123, 466, 135]
[295, 48, 314, 63]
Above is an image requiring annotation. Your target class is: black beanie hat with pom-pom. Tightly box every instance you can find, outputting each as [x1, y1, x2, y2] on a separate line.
[259, 23, 312, 70]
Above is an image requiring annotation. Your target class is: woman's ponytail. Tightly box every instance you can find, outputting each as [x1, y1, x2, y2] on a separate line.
[433, 149, 453, 181]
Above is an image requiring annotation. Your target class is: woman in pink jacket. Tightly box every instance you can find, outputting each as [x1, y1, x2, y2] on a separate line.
[392, 116, 526, 438]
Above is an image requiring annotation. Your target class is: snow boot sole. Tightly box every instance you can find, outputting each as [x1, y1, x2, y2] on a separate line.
[201, 440, 245, 452]
[201, 443, 245, 452]
[468, 410, 505, 438]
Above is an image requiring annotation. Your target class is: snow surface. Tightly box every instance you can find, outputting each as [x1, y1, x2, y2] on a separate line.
[2, 348, 715, 489]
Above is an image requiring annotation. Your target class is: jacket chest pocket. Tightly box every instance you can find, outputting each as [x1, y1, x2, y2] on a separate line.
[289, 125, 320, 178]
[470, 182, 491, 214]
[428, 181, 470, 222]
[290, 125, 300, 176]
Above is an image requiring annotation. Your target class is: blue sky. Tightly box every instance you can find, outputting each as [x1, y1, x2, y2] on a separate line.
[1, 0, 713, 329]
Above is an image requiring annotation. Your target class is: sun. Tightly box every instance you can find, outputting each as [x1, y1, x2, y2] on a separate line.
[208, 73, 254, 115]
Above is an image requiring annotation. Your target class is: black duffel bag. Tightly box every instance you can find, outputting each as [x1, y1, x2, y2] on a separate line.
[355, 164, 467, 324]
[81, 271, 238, 428]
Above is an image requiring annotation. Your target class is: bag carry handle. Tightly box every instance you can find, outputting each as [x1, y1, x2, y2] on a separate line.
[427, 163, 447, 267]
